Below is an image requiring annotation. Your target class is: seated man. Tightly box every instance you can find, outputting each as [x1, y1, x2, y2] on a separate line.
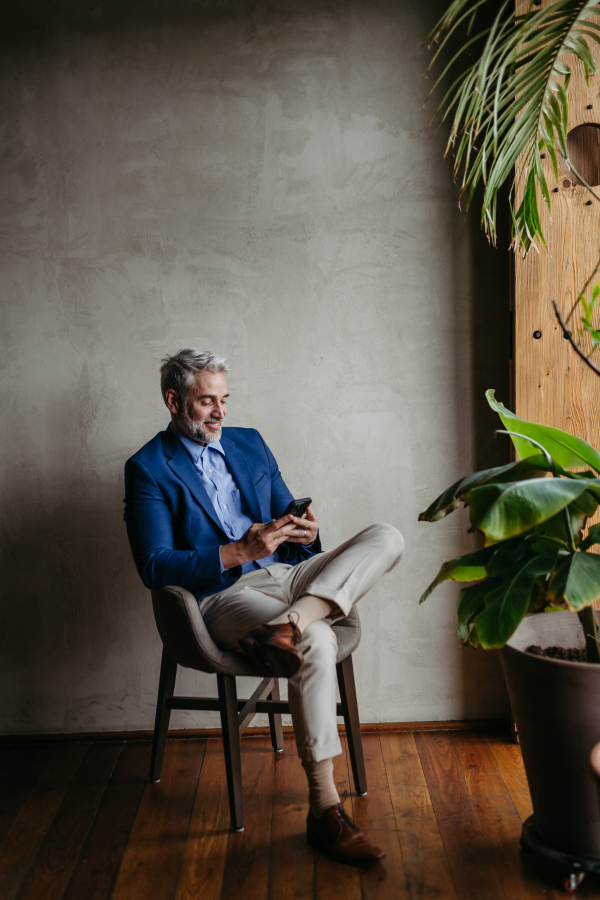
[124, 348, 403, 867]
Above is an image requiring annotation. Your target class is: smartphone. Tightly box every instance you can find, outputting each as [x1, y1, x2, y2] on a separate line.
[283, 497, 312, 518]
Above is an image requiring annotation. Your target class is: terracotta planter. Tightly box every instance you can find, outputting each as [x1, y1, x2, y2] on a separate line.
[500, 611, 600, 858]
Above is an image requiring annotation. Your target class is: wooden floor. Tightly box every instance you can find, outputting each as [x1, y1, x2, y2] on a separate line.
[0, 729, 598, 899]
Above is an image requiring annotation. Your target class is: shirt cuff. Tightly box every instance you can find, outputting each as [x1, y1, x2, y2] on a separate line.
[219, 546, 227, 574]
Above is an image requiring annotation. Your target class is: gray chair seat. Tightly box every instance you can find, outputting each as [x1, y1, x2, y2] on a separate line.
[152, 584, 361, 675]
[149, 585, 366, 831]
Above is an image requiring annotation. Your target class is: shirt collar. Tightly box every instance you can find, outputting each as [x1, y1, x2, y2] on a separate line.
[170, 424, 225, 464]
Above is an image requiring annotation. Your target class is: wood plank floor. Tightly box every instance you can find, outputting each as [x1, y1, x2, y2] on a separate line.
[0, 729, 598, 900]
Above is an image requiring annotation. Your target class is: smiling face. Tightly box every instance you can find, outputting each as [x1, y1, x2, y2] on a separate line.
[165, 370, 229, 444]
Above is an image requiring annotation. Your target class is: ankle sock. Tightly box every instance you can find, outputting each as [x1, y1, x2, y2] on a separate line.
[302, 758, 340, 818]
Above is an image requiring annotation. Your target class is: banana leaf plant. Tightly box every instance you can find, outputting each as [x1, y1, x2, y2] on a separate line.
[419, 390, 600, 661]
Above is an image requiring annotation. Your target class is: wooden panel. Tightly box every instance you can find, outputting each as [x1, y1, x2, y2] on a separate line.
[415, 731, 504, 900]
[174, 739, 230, 900]
[268, 737, 314, 900]
[380, 732, 457, 900]
[314, 736, 362, 900]
[110, 740, 205, 900]
[349, 733, 409, 900]
[514, 8, 600, 454]
[450, 732, 554, 900]
[63, 741, 151, 900]
[0, 744, 88, 900]
[220, 736, 274, 900]
[15, 742, 122, 900]
[0, 746, 53, 843]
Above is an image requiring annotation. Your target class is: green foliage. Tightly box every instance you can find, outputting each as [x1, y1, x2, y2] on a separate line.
[486, 389, 600, 471]
[426, 0, 600, 251]
[580, 282, 600, 349]
[419, 391, 600, 649]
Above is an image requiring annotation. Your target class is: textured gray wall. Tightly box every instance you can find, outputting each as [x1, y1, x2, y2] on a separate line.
[0, 0, 510, 735]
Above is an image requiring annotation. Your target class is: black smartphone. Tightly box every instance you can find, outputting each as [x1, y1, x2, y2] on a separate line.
[282, 497, 312, 518]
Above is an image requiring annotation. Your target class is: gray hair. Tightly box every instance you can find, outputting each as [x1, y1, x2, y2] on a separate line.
[160, 348, 230, 404]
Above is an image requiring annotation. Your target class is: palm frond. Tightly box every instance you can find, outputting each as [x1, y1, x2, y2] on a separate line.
[426, 0, 600, 250]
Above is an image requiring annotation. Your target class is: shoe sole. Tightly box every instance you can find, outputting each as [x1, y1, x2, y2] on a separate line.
[306, 832, 385, 867]
[239, 636, 303, 677]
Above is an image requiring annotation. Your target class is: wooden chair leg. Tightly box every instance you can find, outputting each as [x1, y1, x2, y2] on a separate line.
[218, 673, 245, 831]
[337, 655, 367, 795]
[268, 678, 284, 752]
[149, 648, 177, 782]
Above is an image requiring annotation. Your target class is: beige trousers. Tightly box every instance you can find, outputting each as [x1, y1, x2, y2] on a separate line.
[199, 523, 404, 762]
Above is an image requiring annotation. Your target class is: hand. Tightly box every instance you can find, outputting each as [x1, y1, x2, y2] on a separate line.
[284, 506, 319, 545]
[220, 513, 299, 569]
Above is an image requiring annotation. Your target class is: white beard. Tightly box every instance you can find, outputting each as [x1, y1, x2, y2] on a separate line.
[176, 408, 222, 444]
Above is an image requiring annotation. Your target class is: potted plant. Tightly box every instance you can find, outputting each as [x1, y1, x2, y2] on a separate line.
[420, 389, 600, 868]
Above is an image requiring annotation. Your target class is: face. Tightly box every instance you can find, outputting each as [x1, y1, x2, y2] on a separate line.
[166, 370, 229, 444]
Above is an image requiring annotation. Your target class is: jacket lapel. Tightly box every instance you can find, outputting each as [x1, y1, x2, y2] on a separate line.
[220, 433, 263, 524]
[161, 429, 225, 534]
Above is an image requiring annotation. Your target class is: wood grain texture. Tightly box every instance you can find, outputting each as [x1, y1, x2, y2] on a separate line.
[0, 746, 53, 843]
[415, 731, 505, 900]
[110, 740, 205, 900]
[349, 733, 409, 900]
[268, 736, 314, 900]
[15, 742, 122, 900]
[314, 736, 362, 900]
[62, 742, 151, 900]
[514, 3, 600, 540]
[486, 735, 533, 824]
[0, 743, 88, 900]
[174, 738, 230, 900]
[220, 736, 274, 900]
[380, 732, 456, 900]
[450, 732, 553, 900]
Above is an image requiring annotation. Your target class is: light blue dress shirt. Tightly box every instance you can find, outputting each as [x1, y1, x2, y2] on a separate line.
[175, 429, 280, 574]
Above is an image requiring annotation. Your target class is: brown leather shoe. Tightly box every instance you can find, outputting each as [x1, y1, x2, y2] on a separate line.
[307, 803, 385, 867]
[239, 617, 304, 677]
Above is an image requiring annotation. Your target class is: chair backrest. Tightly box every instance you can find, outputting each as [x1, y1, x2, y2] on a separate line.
[151, 585, 361, 675]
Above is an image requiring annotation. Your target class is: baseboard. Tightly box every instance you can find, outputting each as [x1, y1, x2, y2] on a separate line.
[0, 719, 510, 744]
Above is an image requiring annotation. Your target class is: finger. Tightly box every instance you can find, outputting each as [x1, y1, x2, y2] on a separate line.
[271, 513, 296, 531]
[305, 506, 317, 522]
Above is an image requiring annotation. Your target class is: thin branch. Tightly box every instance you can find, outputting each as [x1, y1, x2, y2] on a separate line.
[553, 300, 600, 376]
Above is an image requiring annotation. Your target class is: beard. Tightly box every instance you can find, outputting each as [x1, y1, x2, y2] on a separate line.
[176, 408, 222, 444]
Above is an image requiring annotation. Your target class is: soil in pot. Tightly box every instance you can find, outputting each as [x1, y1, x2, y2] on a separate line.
[526, 644, 587, 662]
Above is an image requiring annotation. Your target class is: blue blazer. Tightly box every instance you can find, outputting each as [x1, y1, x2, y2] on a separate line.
[124, 425, 322, 600]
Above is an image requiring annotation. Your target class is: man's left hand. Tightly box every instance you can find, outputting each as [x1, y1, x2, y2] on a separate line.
[286, 505, 319, 545]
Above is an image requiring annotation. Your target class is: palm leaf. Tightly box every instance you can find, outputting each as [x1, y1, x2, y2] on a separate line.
[426, 0, 600, 250]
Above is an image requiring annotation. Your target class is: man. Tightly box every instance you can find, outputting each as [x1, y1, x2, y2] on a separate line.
[124, 348, 403, 866]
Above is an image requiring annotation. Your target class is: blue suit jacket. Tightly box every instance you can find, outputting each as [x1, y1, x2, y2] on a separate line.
[124, 425, 322, 600]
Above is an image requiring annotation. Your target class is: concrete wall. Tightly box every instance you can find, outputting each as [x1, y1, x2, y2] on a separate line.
[0, 0, 510, 735]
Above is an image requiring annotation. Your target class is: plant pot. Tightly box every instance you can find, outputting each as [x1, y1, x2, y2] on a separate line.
[500, 610, 600, 859]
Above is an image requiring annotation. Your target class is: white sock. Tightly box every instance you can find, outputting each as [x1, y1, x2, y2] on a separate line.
[302, 758, 340, 818]
[267, 594, 337, 633]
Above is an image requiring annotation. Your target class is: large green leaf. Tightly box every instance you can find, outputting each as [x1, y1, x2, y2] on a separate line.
[548, 550, 600, 610]
[579, 522, 600, 550]
[474, 552, 558, 648]
[457, 579, 495, 642]
[418, 454, 559, 523]
[467, 477, 595, 541]
[486, 390, 600, 473]
[419, 546, 500, 604]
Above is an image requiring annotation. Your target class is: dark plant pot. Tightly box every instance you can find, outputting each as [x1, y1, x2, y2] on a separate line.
[500, 611, 600, 859]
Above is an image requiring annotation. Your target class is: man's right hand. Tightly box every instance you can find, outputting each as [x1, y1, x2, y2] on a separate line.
[219, 515, 298, 570]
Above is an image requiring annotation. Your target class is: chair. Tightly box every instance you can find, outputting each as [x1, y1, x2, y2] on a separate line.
[149, 585, 367, 831]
